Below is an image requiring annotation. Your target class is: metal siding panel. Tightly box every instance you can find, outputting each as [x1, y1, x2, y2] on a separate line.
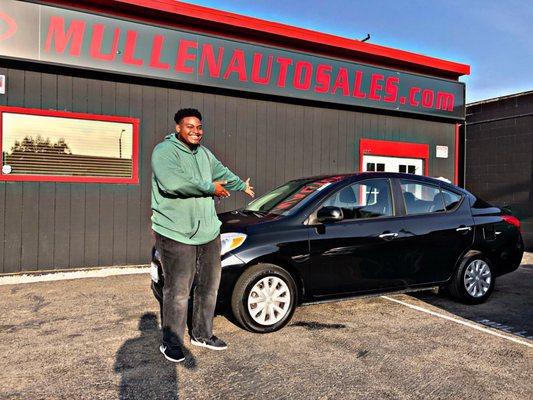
[274, 103, 285, 185]
[344, 112, 355, 172]
[235, 97, 249, 209]
[245, 99, 257, 196]
[84, 79, 102, 266]
[285, 105, 296, 180]
[0, 67, 5, 272]
[39, 74, 72, 268]
[37, 184, 55, 269]
[20, 71, 42, 270]
[201, 93, 215, 151]
[213, 94, 226, 213]
[139, 86, 156, 259]
[57, 75, 73, 111]
[126, 84, 142, 264]
[311, 108, 322, 175]
[67, 77, 88, 268]
[191, 91, 204, 115]
[336, 111, 346, 173]
[54, 184, 71, 268]
[41, 73, 57, 109]
[4, 184, 22, 273]
[223, 96, 237, 212]
[265, 102, 278, 194]
[6, 69, 24, 107]
[180, 90, 193, 109]
[302, 107, 314, 176]
[255, 101, 267, 199]
[292, 106, 308, 178]
[26, 70, 56, 270]
[112, 82, 130, 265]
[69, 184, 85, 267]
[329, 110, 339, 174]
[98, 81, 116, 266]
[355, 112, 364, 171]
[4, 68, 25, 279]
[84, 186, 100, 266]
[20, 183, 39, 271]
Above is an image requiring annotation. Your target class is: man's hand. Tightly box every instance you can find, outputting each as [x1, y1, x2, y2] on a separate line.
[244, 178, 255, 198]
[213, 180, 230, 198]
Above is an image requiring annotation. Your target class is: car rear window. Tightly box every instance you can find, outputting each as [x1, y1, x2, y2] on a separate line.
[442, 189, 462, 211]
[400, 180, 445, 215]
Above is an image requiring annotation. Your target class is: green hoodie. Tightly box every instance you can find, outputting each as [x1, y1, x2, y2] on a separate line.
[151, 133, 246, 245]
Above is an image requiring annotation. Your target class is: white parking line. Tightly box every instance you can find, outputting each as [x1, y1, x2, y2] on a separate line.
[382, 295, 533, 349]
[0, 266, 149, 285]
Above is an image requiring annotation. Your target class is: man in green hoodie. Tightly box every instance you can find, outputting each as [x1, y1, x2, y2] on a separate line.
[151, 108, 254, 363]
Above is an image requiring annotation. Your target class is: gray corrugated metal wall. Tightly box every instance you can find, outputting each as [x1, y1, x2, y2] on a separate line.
[0, 65, 456, 273]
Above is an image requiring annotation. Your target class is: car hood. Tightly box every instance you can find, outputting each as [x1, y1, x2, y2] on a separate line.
[218, 210, 281, 233]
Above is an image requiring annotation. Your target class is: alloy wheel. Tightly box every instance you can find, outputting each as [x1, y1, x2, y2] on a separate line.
[463, 259, 491, 298]
[247, 276, 291, 326]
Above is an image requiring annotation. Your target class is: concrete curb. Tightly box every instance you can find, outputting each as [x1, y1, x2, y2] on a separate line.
[0, 265, 150, 286]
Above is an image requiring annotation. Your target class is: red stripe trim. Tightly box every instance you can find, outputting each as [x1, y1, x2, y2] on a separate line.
[454, 123, 460, 185]
[42, 0, 470, 78]
[0, 106, 139, 184]
[359, 138, 430, 175]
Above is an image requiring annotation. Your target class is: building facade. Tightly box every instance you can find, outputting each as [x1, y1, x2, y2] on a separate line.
[466, 91, 533, 250]
[0, 0, 469, 273]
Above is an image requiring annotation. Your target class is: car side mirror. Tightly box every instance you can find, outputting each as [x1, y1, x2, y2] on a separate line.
[317, 206, 344, 223]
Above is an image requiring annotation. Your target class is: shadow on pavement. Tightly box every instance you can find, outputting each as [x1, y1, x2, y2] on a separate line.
[114, 313, 197, 400]
[412, 264, 533, 340]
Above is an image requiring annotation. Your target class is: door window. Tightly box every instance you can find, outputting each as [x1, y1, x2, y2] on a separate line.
[442, 189, 462, 211]
[322, 179, 393, 219]
[400, 180, 445, 214]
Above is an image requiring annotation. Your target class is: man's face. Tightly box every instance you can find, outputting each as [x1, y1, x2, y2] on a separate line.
[176, 116, 203, 146]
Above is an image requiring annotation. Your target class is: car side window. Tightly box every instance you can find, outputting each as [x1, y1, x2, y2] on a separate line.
[400, 180, 445, 215]
[442, 189, 462, 211]
[322, 179, 393, 220]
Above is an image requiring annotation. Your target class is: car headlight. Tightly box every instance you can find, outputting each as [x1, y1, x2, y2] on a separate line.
[220, 232, 247, 256]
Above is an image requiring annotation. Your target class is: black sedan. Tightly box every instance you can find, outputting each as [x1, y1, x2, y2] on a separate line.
[151, 173, 524, 333]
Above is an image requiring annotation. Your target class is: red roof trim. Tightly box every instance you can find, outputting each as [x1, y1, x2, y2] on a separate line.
[40, 0, 470, 78]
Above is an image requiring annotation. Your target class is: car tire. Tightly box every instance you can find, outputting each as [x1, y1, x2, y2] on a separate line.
[448, 252, 495, 304]
[231, 263, 297, 333]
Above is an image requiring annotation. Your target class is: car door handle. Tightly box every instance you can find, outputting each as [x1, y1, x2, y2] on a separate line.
[379, 233, 398, 239]
[456, 226, 472, 232]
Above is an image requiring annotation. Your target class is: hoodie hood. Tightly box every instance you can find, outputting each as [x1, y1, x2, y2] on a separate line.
[165, 132, 201, 154]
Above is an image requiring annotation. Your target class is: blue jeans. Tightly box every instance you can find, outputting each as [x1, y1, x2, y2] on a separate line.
[154, 232, 221, 347]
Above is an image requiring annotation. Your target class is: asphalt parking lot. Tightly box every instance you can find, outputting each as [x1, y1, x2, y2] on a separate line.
[1, 255, 532, 400]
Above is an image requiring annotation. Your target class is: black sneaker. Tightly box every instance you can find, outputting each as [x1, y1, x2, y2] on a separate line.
[159, 344, 185, 363]
[190, 335, 227, 351]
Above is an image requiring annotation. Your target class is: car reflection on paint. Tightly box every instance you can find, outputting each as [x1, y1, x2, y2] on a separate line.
[151, 172, 524, 333]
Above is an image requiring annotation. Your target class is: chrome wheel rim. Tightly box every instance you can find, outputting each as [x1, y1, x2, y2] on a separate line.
[464, 260, 491, 298]
[247, 276, 291, 326]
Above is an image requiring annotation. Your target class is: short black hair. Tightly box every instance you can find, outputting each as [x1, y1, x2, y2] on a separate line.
[174, 108, 202, 124]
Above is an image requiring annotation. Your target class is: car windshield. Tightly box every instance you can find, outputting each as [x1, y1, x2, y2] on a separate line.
[244, 176, 345, 215]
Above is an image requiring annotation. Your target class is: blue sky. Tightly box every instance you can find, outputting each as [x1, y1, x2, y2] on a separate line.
[186, 0, 532, 103]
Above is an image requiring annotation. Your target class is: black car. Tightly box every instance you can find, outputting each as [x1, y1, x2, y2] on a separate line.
[151, 172, 524, 333]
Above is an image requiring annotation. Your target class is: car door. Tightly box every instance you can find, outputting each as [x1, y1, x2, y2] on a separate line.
[307, 178, 407, 298]
[395, 178, 475, 285]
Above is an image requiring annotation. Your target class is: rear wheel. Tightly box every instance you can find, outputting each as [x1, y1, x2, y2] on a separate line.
[231, 263, 297, 333]
[448, 253, 494, 304]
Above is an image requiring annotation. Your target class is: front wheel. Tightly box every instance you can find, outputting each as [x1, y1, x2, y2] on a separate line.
[448, 253, 495, 304]
[231, 263, 297, 333]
